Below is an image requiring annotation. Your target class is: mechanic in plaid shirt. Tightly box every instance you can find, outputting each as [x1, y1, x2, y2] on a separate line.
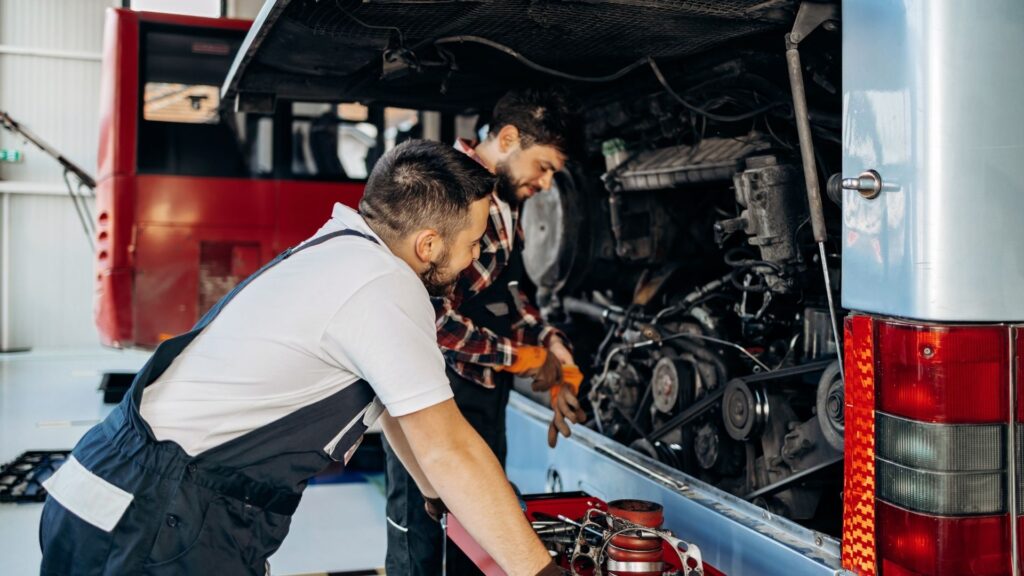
[383, 88, 586, 576]
[437, 139, 568, 386]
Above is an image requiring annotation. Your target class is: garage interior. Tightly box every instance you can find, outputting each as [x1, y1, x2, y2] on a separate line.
[7, 0, 1008, 575]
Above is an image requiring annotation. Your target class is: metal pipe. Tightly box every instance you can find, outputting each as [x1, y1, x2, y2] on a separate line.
[0, 45, 101, 62]
[784, 39, 826, 244]
[63, 172, 95, 252]
[785, 35, 844, 382]
[563, 296, 624, 324]
[818, 243, 844, 382]
[0, 182, 71, 196]
[1, 112, 96, 188]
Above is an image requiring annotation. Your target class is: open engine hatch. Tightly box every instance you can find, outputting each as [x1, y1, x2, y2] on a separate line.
[221, 0, 797, 111]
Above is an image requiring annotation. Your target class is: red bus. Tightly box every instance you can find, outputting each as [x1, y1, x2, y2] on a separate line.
[94, 8, 429, 348]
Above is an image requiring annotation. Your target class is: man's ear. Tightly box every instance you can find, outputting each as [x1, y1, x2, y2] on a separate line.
[413, 229, 443, 264]
[496, 124, 521, 154]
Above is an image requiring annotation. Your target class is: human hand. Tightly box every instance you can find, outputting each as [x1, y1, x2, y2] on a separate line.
[423, 495, 447, 523]
[548, 383, 586, 448]
[547, 337, 575, 367]
[528, 349, 563, 393]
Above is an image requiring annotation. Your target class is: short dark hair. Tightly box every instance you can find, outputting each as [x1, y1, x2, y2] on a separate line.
[360, 139, 495, 243]
[490, 87, 578, 155]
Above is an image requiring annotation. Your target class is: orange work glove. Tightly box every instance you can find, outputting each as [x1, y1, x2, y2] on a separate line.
[548, 365, 586, 448]
[498, 346, 563, 392]
[497, 346, 548, 374]
[549, 365, 583, 405]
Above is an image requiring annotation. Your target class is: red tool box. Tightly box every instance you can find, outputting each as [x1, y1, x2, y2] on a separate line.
[446, 492, 725, 576]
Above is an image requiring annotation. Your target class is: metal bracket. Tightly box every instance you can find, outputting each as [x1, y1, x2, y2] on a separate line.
[787, 2, 840, 47]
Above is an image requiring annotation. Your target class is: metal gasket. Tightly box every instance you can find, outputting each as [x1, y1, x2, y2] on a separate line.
[568, 507, 704, 576]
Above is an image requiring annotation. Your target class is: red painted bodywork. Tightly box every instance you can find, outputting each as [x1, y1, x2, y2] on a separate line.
[95, 9, 364, 348]
[447, 493, 725, 576]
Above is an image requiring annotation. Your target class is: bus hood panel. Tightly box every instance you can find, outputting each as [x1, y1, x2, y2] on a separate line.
[221, 0, 796, 110]
[842, 0, 1024, 322]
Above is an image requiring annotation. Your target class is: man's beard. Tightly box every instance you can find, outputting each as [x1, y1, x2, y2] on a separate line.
[420, 248, 457, 298]
[494, 162, 525, 206]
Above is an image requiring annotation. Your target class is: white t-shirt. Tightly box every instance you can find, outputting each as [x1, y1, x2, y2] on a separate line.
[138, 203, 453, 456]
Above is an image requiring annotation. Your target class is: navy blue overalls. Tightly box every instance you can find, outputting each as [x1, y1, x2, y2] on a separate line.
[41, 230, 381, 575]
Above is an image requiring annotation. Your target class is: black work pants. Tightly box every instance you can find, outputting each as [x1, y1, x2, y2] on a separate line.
[383, 367, 510, 576]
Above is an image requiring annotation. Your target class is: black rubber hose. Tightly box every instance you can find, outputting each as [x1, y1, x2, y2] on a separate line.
[563, 297, 626, 324]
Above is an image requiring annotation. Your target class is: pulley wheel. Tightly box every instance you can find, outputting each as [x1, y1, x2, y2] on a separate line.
[816, 359, 844, 451]
[722, 379, 760, 441]
[651, 357, 692, 414]
[694, 422, 721, 471]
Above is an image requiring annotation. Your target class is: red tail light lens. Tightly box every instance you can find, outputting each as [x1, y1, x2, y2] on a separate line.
[877, 501, 1010, 576]
[876, 322, 1008, 424]
[1018, 517, 1024, 574]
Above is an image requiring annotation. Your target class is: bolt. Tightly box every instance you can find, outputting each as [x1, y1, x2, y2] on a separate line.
[828, 395, 844, 420]
[815, 535, 824, 547]
[922, 346, 935, 359]
[823, 21, 838, 32]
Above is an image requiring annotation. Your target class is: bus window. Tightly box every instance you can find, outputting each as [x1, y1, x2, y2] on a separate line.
[339, 103, 368, 122]
[136, 25, 251, 177]
[384, 107, 421, 150]
[289, 102, 379, 180]
[143, 83, 220, 123]
[239, 114, 273, 177]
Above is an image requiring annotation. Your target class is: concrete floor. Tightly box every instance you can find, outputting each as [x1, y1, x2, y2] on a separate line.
[0, 348, 387, 576]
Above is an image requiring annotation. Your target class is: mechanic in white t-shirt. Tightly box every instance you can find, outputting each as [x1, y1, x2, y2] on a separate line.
[39, 140, 562, 576]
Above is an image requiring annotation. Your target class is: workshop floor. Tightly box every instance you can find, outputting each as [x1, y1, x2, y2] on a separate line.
[0, 348, 387, 576]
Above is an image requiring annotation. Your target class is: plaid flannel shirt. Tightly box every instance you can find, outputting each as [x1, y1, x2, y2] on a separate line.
[432, 140, 562, 388]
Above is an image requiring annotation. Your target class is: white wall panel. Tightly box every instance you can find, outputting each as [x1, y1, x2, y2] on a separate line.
[0, 0, 106, 183]
[0, 0, 111, 350]
[6, 194, 96, 348]
[0, 0, 107, 52]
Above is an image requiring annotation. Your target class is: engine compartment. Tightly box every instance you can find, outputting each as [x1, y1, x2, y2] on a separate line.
[520, 25, 844, 535]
